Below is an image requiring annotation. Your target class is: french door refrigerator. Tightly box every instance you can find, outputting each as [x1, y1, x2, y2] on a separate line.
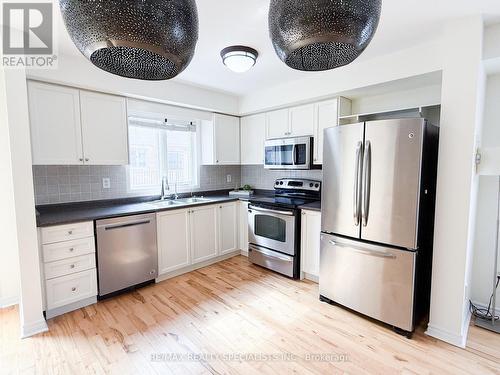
[320, 118, 439, 336]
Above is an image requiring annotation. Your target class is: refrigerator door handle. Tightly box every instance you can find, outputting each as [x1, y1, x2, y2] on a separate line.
[328, 240, 396, 259]
[353, 141, 363, 226]
[362, 140, 372, 227]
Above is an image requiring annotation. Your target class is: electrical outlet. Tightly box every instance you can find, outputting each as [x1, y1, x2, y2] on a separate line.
[102, 178, 111, 189]
[226, 174, 232, 183]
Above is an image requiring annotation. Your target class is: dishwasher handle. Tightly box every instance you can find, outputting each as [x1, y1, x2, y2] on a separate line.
[100, 219, 151, 231]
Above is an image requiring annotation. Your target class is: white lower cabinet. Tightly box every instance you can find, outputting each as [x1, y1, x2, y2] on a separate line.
[301, 210, 322, 281]
[190, 205, 219, 264]
[157, 201, 240, 276]
[39, 221, 98, 318]
[218, 202, 239, 255]
[239, 201, 249, 253]
[157, 208, 191, 274]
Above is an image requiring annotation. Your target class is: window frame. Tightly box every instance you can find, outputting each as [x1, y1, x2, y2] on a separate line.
[126, 115, 201, 195]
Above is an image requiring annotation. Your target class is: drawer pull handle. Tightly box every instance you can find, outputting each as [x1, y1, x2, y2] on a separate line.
[69, 248, 74, 252]
[68, 230, 73, 235]
[71, 287, 77, 292]
[70, 264, 75, 269]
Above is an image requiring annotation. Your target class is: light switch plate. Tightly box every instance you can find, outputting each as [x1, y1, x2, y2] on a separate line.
[102, 178, 111, 189]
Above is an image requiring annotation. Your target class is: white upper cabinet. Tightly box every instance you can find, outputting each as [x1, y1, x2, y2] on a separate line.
[28, 81, 129, 166]
[266, 104, 314, 140]
[241, 113, 266, 165]
[80, 91, 128, 165]
[314, 97, 352, 165]
[218, 202, 238, 255]
[266, 108, 290, 139]
[202, 113, 240, 165]
[314, 99, 339, 165]
[28, 81, 83, 165]
[289, 104, 315, 137]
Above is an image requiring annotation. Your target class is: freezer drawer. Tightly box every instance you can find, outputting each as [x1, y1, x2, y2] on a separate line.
[319, 234, 416, 331]
[248, 244, 295, 278]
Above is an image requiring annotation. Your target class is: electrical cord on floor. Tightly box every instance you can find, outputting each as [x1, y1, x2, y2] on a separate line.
[469, 275, 500, 321]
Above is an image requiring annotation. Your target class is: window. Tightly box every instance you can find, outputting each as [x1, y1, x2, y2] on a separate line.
[128, 117, 199, 192]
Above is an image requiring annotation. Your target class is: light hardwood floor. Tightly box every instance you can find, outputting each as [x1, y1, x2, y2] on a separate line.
[1, 255, 499, 374]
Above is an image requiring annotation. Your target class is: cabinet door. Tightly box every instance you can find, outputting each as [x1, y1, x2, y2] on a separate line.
[241, 114, 266, 165]
[157, 209, 190, 275]
[190, 205, 218, 264]
[214, 114, 240, 164]
[28, 81, 83, 165]
[239, 201, 249, 252]
[266, 109, 290, 139]
[314, 99, 339, 165]
[289, 104, 314, 137]
[80, 91, 129, 165]
[218, 202, 238, 255]
[301, 210, 322, 279]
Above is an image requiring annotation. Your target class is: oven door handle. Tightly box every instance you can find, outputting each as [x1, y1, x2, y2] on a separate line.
[248, 205, 295, 216]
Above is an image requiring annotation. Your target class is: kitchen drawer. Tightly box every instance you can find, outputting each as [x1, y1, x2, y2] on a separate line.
[45, 269, 97, 310]
[41, 221, 94, 244]
[42, 237, 95, 262]
[44, 254, 96, 280]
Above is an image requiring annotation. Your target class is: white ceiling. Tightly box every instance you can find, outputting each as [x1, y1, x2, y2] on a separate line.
[56, 0, 500, 96]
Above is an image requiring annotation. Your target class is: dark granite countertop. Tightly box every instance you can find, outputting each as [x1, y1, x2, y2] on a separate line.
[36, 193, 240, 227]
[298, 201, 322, 212]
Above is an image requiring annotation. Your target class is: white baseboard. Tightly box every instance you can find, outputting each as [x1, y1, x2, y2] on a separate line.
[240, 249, 248, 257]
[303, 272, 319, 283]
[425, 309, 471, 348]
[0, 296, 19, 308]
[21, 318, 48, 339]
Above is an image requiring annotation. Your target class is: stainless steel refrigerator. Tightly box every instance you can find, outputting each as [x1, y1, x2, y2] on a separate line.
[320, 118, 439, 336]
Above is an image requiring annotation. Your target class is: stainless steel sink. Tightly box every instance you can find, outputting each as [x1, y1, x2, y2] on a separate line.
[176, 197, 212, 204]
[148, 199, 183, 208]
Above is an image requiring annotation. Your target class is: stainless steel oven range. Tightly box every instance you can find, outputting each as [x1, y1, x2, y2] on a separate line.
[248, 178, 321, 278]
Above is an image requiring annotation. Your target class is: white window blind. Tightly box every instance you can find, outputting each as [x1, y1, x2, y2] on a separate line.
[128, 116, 198, 192]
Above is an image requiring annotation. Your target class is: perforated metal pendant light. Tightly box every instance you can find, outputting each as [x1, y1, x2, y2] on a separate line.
[58, 0, 199, 80]
[269, 0, 382, 71]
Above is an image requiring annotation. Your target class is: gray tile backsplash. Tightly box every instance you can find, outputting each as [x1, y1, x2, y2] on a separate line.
[241, 165, 322, 190]
[33, 164, 322, 205]
[33, 165, 241, 205]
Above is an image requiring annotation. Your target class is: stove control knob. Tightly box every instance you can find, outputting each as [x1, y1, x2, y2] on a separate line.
[315, 183, 319, 188]
[310, 183, 314, 187]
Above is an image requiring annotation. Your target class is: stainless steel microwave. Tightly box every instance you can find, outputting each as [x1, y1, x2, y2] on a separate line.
[264, 137, 312, 170]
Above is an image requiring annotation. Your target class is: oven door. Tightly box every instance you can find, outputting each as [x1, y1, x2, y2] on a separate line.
[248, 205, 296, 255]
[264, 137, 311, 170]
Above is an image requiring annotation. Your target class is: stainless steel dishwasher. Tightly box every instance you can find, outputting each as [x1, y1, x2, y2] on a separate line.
[96, 213, 157, 297]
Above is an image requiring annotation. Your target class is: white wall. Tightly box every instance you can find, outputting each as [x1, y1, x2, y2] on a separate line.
[350, 84, 442, 115]
[0, 69, 21, 308]
[471, 73, 500, 313]
[426, 16, 485, 348]
[27, 53, 239, 115]
[239, 40, 443, 114]
[2, 67, 47, 337]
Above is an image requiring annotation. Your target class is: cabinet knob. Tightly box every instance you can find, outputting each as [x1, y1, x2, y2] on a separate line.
[79, 158, 83, 162]
[70, 264, 75, 269]
[71, 287, 77, 292]
[216, 160, 219, 163]
[69, 247, 74, 252]
[85, 158, 89, 162]
[68, 230, 73, 235]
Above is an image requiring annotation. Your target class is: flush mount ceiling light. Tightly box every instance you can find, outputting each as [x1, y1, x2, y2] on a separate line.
[220, 46, 259, 73]
[269, 0, 382, 71]
[58, 0, 199, 80]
